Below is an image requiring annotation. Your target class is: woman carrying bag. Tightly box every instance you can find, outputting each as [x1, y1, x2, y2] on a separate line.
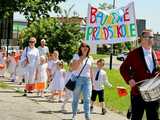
[71, 42, 94, 120]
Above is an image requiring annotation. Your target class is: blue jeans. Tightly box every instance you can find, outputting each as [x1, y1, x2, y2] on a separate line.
[72, 76, 92, 119]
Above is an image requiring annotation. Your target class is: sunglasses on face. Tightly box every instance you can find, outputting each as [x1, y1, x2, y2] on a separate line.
[81, 45, 87, 48]
[143, 36, 155, 40]
[29, 41, 35, 43]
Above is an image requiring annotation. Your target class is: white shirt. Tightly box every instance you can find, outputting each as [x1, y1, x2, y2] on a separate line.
[72, 54, 93, 78]
[0, 52, 3, 64]
[142, 47, 154, 73]
[38, 46, 49, 57]
[20, 47, 40, 68]
[93, 68, 112, 91]
[47, 59, 59, 75]
[20, 47, 40, 83]
[37, 63, 48, 82]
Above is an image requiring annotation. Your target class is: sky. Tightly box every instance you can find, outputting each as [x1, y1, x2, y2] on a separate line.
[14, 0, 160, 32]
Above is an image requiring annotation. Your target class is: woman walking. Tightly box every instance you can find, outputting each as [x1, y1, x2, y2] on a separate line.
[71, 42, 93, 120]
[20, 37, 40, 96]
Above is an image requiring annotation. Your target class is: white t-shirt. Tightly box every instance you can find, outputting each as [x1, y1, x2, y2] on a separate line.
[0, 52, 3, 64]
[47, 59, 59, 75]
[38, 46, 49, 57]
[93, 68, 112, 90]
[142, 47, 154, 73]
[72, 54, 93, 78]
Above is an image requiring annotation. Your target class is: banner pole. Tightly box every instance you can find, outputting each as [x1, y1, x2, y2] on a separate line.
[109, 0, 116, 70]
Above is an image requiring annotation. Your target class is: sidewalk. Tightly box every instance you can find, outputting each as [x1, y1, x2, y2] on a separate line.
[0, 81, 128, 120]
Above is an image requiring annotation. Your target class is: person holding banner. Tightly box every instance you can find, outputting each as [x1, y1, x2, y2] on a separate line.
[120, 29, 159, 120]
[71, 42, 93, 120]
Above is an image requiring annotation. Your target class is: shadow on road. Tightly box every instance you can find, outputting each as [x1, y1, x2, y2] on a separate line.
[0, 90, 16, 93]
[37, 110, 55, 114]
[62, 119, 72, 120]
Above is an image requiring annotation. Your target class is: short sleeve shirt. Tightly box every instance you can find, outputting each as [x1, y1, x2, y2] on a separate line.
[72, 54, 93, 78]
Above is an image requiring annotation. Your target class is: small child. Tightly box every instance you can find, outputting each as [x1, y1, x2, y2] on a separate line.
[35, 56, 48, 97]
[47, 51, 59, 85]
[47, 53, 54, 84]
[91, 59, 112, 115]
[16, 50, 25, 84]
[48, 60, 65, 102]
[0, 52, 7, 78]
[7, 50, 17, 82]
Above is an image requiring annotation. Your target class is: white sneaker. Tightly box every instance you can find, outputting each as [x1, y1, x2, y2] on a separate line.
[72, 115, 77, 120]
[61, 105, 67, 112]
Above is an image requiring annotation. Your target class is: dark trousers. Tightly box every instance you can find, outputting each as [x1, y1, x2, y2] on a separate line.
[131, 95, 159, 120]
[91, 90, 104, 102]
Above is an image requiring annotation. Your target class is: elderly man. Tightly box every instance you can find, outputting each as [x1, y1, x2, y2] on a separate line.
[120, 29, 160, 120]
[38, 39, 49, 57]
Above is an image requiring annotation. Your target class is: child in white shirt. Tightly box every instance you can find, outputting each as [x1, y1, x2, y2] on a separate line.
[91, 59, 112, 115]
[7, 51, 17, 82]
[48, 60, 65, 102]
[35, 56, 48, 97]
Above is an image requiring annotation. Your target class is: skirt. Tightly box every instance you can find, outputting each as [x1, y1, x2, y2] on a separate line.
[35, 82, 46, 91]
[25, 83, 35, 92]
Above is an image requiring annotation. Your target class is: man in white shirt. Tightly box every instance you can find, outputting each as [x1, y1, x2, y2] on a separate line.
[38, 39, 49, 57]
[120, 29, 159, 120]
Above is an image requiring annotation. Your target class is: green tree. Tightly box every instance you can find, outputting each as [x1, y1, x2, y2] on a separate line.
[98, 3, 113, 10]
[20, 18, 84, 62]
[0, 0, 65, 46]
[0, 0, 65, 21]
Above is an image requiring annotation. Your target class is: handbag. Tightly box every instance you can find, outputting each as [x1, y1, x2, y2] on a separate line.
[65, 57, 89, 91]
[21, 47, 28, 68]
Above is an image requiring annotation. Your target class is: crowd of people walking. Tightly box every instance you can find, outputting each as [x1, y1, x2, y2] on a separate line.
[0, 29, 159, 120]
[0, 37, 112, 120]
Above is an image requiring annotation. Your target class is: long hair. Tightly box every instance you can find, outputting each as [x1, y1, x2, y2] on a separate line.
[78, 42, 90, 57]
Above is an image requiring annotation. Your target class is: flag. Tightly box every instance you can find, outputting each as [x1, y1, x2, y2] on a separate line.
[117, 86, 128, 97]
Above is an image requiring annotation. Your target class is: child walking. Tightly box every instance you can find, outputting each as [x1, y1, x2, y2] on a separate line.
[35, 56, 48, 97]
[48, 60, 65, 102]
[7, 50, 17, 82]
[47, 51, 59, 84]
[91, 59, 112, 115]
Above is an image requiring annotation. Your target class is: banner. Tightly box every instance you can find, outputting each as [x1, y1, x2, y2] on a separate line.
[85, 2, 137, 44]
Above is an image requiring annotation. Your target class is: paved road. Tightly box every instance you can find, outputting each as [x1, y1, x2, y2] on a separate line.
[0, 81, 128, 120]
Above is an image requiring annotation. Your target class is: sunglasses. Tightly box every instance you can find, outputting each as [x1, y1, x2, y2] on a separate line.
[81, 45, 87, 47]
[143, 36, 155, 40]
[29, 41, 35, 43]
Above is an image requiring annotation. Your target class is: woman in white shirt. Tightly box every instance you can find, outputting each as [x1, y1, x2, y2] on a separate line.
[71, 42, 93, 120]
[20, 37, 40, 96]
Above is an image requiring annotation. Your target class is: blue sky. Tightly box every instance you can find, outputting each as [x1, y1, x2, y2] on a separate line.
[14, 0, 160, 32]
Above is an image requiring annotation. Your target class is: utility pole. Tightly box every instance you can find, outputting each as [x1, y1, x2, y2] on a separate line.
[109, 0, 116, 70]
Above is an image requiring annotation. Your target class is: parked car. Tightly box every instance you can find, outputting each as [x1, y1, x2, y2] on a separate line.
[117, 52, 128, 61]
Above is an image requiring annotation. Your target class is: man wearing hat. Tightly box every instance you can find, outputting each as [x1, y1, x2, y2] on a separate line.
[120, 29, 159, 120]
[38, 39, 49, 57]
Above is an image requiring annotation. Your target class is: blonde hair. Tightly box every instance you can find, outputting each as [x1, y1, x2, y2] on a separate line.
[40, 55, 46, 63]
[29, 37, 37, 43]
[41, 39, 46, 42]
[53, 50, 59, 57]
